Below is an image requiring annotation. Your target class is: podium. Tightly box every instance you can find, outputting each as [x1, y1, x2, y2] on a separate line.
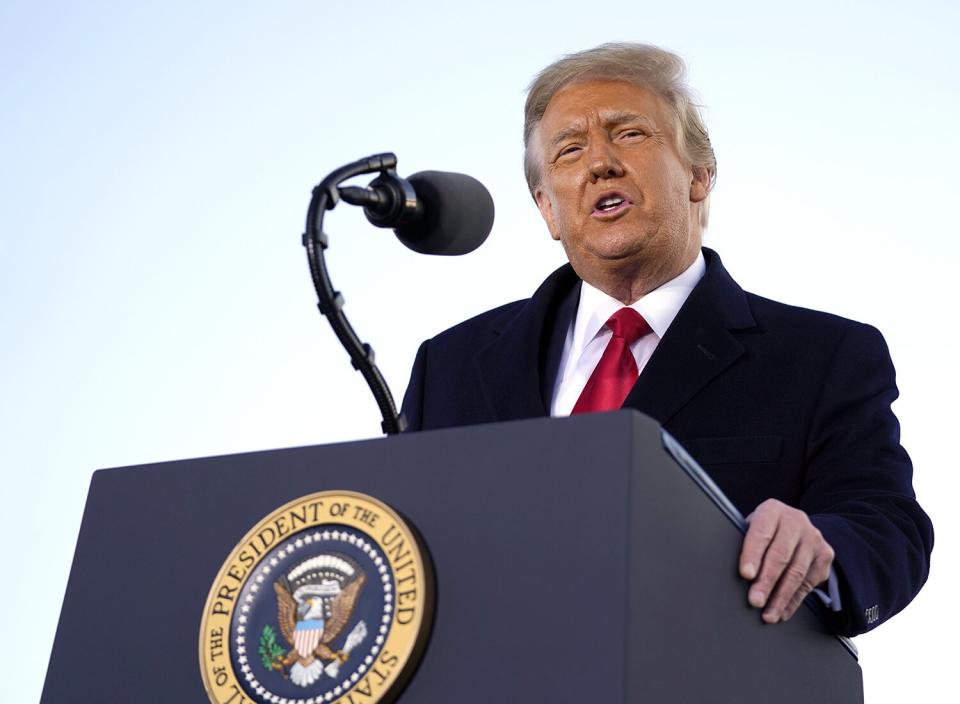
[42, 411, 863, 702]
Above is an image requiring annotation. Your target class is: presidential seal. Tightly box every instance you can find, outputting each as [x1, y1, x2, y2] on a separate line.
[200, 491, 433, 704]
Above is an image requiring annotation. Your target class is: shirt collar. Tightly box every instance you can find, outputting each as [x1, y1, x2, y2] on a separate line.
[570, 251, 706, 355]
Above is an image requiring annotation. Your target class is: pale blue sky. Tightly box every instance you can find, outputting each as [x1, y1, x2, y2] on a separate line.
[3, 1, 958, 701]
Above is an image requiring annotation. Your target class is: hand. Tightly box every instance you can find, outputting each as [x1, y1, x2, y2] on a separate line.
[738, 499, 835, 624]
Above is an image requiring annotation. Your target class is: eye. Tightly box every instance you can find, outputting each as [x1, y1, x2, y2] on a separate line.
[557, 144, 581, 158]
[618, 128, 647, 140]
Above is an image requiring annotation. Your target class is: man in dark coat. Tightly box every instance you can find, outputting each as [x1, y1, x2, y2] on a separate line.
[401, 43, 932, 637]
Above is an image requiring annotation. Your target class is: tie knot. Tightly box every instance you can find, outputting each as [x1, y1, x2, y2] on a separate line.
[606, 307, 650, 344]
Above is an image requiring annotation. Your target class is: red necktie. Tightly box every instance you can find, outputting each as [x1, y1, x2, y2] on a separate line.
[571, 308, 651, 414]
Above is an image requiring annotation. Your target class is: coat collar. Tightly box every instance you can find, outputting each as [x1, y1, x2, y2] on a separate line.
[622, 248, 756, 424]
[475, 248, 756, 424]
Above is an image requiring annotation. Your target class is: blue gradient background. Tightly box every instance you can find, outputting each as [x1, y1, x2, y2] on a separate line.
[2, 1, 957, 701]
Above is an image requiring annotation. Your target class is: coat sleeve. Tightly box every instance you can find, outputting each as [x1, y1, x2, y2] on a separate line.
[802, 322, 933, 636]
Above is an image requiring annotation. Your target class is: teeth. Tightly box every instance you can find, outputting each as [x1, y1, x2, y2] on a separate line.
[597, 196, 624, 210]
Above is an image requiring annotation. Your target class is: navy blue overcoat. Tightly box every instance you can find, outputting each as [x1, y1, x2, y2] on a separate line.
[401, 248, 933, 636]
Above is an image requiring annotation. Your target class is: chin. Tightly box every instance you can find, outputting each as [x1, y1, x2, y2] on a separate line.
[589, 236, 650, 265]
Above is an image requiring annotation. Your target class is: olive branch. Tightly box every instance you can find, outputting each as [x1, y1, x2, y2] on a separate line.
[258, 625, 286, 671]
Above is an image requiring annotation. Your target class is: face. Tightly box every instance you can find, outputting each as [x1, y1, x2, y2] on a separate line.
[533, 80, 709, 300]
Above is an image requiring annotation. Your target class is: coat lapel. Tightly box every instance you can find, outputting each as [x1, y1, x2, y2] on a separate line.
[474, 250, 755, 425]
[623, 249, 756, 425]
[475, 264, 580, 421]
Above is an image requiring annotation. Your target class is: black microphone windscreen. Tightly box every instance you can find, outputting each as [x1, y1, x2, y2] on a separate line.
[394, 171, 494, 255]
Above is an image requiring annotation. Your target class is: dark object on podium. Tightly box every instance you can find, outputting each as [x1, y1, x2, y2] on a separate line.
[42, 411, 863, 703]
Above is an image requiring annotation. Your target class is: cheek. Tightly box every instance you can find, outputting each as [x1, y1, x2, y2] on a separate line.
[642, 170, 689, 215]
[535, 190, 564, 240]
[539, 180, 576, 230]
[554, 179, 585, 219]
[553, 198, 583, 238]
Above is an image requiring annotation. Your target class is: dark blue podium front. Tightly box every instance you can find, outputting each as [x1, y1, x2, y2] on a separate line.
[42, 411, 862, 703]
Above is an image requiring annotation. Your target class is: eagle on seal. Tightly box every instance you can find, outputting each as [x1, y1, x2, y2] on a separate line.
[272, 553, 367, 687]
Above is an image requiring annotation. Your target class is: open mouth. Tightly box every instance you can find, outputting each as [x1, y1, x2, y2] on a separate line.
[592, 192, 631, 217]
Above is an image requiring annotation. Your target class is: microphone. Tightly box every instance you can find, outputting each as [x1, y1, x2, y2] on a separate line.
[339, 169, 494, 255]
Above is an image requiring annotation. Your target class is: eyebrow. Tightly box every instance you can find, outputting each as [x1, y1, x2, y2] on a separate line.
[548, 111, 654, 148]
[550, 123, 587, 148]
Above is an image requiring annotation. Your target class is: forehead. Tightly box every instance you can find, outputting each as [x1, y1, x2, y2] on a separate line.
[537, 79, 670, 139]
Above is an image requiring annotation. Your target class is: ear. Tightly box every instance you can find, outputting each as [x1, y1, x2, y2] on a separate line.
[534, 186, 562, 241]
[689, 166, 710, 203]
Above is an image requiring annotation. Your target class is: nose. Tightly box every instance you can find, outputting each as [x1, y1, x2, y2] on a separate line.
[587, 141, 625, 181]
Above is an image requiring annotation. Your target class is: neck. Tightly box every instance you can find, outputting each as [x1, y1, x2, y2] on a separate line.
[588, 249, 700, 305]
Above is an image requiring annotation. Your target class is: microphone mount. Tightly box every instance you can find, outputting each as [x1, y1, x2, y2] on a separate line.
[303, 152, 409, 435]
[338, 171, 424, 229]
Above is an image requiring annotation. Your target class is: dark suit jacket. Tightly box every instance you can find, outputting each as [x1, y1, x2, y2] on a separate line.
[401, 248, 933, 636]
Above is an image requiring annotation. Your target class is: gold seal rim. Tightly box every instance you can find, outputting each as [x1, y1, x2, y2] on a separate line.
[198, 490, 433, 704]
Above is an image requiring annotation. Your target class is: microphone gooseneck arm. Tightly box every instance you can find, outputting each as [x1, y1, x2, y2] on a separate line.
[303, 152, 406, 435]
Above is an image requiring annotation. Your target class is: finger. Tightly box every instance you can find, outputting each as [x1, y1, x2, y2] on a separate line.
[748, 525, 801, 610]
[780, 546, 835, 622]
[779, 577, 816, 622]
[763, 542, 816, 622]
[773, 577, 814, 623]
[739, 504, 778, 581]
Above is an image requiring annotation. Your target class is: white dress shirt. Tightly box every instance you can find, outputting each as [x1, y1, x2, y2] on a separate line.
[550, 252, 706, 416]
